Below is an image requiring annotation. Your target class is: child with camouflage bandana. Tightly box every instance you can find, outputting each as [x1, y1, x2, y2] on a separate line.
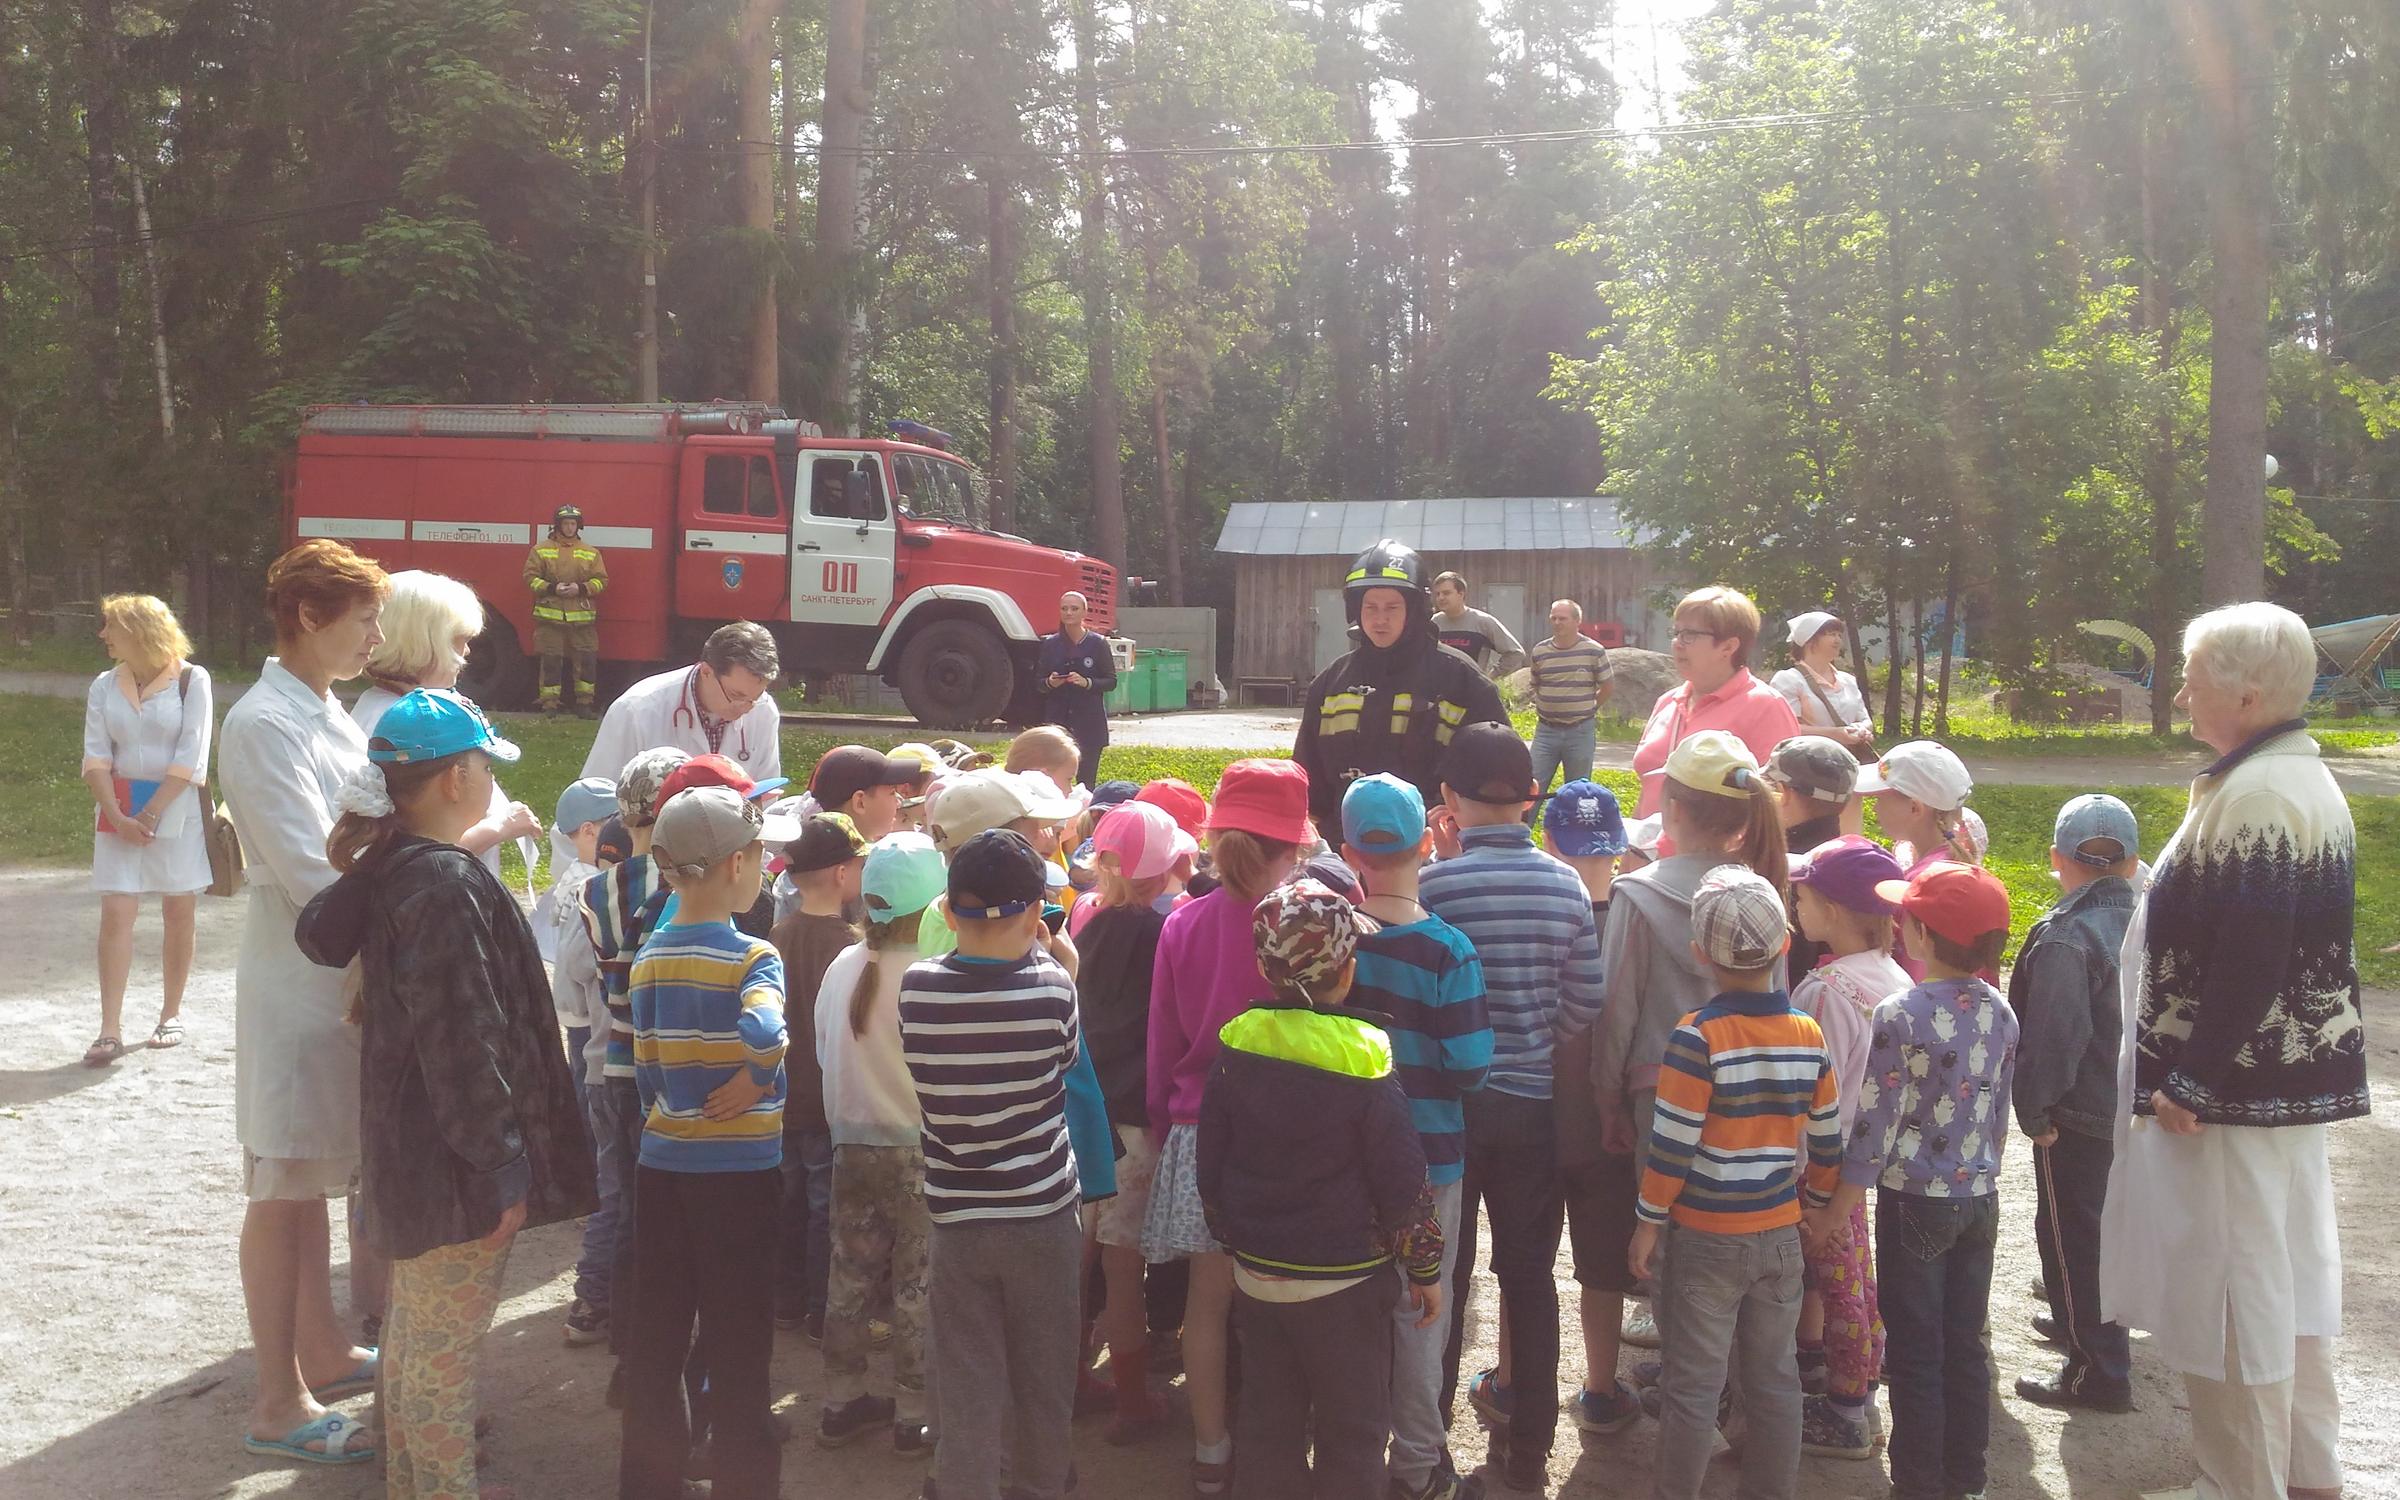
[1196, 879, 1446, 1500]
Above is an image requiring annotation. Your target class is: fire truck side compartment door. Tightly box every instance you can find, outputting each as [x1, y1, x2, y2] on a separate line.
[677, 448, 791, 622]
[788, 452, 896, 629]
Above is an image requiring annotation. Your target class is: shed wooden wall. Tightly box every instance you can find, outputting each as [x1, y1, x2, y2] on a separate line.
[1230, 548, 1667, 688]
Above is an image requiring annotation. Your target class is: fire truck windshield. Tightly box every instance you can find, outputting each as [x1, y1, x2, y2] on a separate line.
[893, 450, 982, 528]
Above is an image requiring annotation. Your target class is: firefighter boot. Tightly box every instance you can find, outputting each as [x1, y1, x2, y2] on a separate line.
[575, 651, 600, 719]
[539, 655, 566, 714]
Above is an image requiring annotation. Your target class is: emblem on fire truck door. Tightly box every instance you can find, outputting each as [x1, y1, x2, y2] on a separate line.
[722, 559, 745, 591]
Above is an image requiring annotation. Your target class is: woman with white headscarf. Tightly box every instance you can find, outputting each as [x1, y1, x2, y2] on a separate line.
[2100, 602, 2365, 1500]
[1770, 612, 1875, 757]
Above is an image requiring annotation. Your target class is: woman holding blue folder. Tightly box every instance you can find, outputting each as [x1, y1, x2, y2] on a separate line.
[80, 592, 214, 1066]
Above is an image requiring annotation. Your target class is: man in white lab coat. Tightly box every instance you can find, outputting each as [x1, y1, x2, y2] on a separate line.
[581, 621, 785, 785]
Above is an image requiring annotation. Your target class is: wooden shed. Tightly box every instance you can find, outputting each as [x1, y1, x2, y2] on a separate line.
[1215, 497, 1675, 699]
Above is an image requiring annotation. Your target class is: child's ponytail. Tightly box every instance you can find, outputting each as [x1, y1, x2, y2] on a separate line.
[1732, 777, 1789, 892]
[849, 910, 927, 1037]
[325, 748, 469, 872]
[1664, 774, 1788, 892]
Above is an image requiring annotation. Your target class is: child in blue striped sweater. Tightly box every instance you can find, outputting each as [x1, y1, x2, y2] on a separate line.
[619, 785, 793, 1500]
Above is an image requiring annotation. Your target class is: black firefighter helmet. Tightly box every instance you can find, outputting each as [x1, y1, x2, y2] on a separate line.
[1343, 538, 1428, 625]
[551, 504, 584, 535]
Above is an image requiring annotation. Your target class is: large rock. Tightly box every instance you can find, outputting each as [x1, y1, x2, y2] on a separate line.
[1607, 648, 1680, 722]
[1505, 646, 1680, 722]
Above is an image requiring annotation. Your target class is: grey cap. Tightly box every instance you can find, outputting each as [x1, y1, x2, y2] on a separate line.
[651, 785, 765, 881]
[554, 776, 619, 834]
[2053, 794, 2138, 867]
[1766, 735, 1859, 804]
[1690, 864, 1791, 970]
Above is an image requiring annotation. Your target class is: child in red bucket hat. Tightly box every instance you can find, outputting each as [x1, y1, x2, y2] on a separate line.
[1141, 756, 1313, 1496]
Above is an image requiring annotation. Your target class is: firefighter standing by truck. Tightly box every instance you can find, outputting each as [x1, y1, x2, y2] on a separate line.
[524, 505, 609, 717]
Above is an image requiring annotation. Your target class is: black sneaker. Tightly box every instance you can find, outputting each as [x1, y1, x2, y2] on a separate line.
[894, 1418, 934, 1457]
[2030, 1314, 2067, 1346]
[819, 1393, 896, 1448]
[2014, 1367, 2134, 1414]
[1392, 1456, 1486, 1500]
[564, 1298, 609, 1346]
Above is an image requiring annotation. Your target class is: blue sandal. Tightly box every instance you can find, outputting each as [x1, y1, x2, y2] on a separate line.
[310, 1352, 379, 1403]
[244, 1410, 376, 1465]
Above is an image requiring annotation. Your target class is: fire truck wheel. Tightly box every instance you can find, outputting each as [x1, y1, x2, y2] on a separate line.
[896, 618, 1014, 729]
[457, 619, 534, 711]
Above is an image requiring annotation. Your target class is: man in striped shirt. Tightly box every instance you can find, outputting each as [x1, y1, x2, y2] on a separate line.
[898, 829, 1082, 1500]
[1418, 724, 1605, 1490]
[622, 784, 793, 1500]
[1526, 599, 1614, 810]
[1628, 867, 1840, 1500]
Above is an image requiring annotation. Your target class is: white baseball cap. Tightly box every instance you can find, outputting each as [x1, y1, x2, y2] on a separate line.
[1786, 611, 1842, 647]
[927, 767, 1085, 853]
[1854, 741, 1973, 811]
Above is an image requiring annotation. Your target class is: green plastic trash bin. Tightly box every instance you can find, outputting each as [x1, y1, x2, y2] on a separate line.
[1128, 655, 1158, 713]
[1103, 670, 1132, 715]
[1151, 649, 1188, 711]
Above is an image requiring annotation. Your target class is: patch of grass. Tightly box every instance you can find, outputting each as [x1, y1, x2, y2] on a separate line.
[8, 690, 2393, 987]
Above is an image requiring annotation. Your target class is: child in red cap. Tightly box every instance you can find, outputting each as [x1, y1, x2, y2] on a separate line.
[1141, 757, 1311, 1497]
[1805, 861, 2018, 1500]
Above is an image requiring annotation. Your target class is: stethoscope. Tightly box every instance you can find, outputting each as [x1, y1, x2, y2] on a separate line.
[669, 667, 754, 763]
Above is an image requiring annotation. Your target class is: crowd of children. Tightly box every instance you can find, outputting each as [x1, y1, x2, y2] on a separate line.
[311, 685, 2156, 1500]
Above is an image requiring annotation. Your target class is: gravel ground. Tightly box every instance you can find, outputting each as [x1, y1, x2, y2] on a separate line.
[1, 867, 2393, 1499]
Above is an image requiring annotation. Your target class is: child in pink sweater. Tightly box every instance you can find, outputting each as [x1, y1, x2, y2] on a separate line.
[1139, 758, 1310, 1499]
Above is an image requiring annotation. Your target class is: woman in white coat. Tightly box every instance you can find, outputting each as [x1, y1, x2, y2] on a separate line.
[351, 570, 541, 877]
[79, 594, 213, 1066]
[216, 539, 390, 1468]
[1770, 611, 1876, 758]
[2100, 603, 2366, 1500]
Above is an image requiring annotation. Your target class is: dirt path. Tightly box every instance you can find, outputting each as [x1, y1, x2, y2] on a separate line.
[2, 867, 2393, 1499]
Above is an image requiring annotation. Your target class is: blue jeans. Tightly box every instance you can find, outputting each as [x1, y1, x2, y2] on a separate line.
[1877, 1190, 2001, 1500]
[777, 1128, 834, 1323]
[1531, 717, 1597, 801]
[574, 1079, 625, 1312]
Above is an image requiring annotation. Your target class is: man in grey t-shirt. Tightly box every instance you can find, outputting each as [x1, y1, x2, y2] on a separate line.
[1430, 571, 1527, 678]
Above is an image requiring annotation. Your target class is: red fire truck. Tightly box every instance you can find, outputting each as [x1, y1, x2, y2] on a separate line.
[285, 404, 1116, 727]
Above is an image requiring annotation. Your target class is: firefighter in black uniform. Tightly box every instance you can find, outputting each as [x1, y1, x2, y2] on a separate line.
[1294, 539, 1509, 851]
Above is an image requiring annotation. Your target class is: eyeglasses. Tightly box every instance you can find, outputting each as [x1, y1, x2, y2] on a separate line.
[1669, 628, 1721, 645]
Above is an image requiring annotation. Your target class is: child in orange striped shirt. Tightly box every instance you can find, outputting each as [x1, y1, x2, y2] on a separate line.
[1628, 866, 1841, 1500]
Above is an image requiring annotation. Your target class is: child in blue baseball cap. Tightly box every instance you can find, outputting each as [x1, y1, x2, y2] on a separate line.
[1336, 772, 1494, 1500]
[295, 688, 596, 1498]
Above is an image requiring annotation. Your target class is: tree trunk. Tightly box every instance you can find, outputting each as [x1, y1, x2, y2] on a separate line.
[778, 7, 800, 232]
[134, 168, 206, 632]
[2139, 111, 2179, 736]
[1883, 562, 1905, 734]
[2194, 0, 2269, 604]
[82, 0, 122, 414]
[1073, 0, 1125, 572]
[1152, 383, 1184, 606]
[1910, 593, 1927, 737]
[817, 0, 867, 431]
[737, 0, 780, 404]
[986, 175, 1019, 534]
[1935, 549, 1960, 737]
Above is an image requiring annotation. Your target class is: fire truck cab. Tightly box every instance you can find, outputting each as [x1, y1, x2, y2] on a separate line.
[287, 404, 1116, 727]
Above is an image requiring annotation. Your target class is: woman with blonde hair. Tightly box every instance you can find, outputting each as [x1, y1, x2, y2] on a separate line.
[80, 593, 213, 1065]
[351, 570, 539, 879]
[217, 538, 390, 1467]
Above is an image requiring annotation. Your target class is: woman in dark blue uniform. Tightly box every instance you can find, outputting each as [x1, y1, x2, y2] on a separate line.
[1036, 591, 1116, 787]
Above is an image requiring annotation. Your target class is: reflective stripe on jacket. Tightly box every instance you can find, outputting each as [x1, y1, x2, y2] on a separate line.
[525, 540, 609, 623]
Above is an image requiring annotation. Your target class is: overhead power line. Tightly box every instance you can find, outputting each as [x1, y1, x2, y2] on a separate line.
[672, 80, 2223, 166]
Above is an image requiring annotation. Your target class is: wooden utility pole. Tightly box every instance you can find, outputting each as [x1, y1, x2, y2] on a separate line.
[1072, 0, 1125, 572]
[818, 0, 868, 432]
[738, 0, 780, 404]
[637, 2, 660, 401]
[2195, 0, 2270, 604]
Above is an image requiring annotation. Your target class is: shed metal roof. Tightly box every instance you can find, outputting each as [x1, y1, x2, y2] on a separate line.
[1214, 497, 1646, 556]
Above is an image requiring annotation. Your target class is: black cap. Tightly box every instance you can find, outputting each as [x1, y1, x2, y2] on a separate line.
[595, 815, 634, 865]
[812, 745, 924, 810]
[1442, 722, 1535, 805]
[785, 812, 870, 874]
[1091, 779, 1143, 809]
[947, 828, 1049, 919]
